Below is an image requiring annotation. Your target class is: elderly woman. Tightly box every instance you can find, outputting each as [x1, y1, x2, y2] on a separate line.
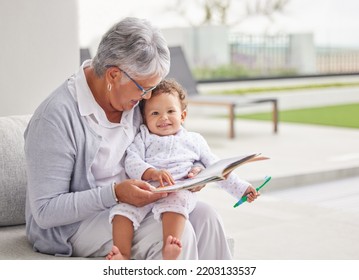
[24, 17, 232, 259]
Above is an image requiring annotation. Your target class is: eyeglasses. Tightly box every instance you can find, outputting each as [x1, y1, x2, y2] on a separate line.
[106, 65, 157, 97]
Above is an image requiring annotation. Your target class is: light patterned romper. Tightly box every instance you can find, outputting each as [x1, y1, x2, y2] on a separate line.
[109, 125, 250, 229]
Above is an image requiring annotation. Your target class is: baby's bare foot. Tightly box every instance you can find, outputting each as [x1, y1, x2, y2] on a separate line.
[106, 245, 127, 260]
[162, 235, 182, 260]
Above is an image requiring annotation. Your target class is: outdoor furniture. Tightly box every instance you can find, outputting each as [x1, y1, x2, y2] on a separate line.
[166, 46, 279, 139]
[80, 48, 91, 64]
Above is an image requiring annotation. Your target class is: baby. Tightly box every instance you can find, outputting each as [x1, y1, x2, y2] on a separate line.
[107, 79, 259, 260]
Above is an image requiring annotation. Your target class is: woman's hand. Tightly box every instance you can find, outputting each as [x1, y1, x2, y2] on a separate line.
[187, 165, 205, 192]
[243, 185, 260, 203]
[114, 179, 168, 207]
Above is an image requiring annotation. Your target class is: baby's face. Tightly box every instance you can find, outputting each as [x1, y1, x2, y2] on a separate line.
[143, 92, 186, 136]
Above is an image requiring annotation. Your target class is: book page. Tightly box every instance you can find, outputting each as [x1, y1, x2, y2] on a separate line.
[198, 153, 259, 179]
[223, 154, 269, 175]
[152, 153, 267, 193]
[153, 176, 221, 193]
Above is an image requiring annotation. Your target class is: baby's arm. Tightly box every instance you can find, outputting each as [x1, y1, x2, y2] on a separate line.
[126, 128, 175, 187]
[195, 133, 259, 202]
[142, 168, 175, 187]
[125, 132, 154, 180]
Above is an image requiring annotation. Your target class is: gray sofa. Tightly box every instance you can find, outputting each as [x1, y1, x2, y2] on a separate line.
[0, 114, 234, 260]
[0, 115, 69, 259]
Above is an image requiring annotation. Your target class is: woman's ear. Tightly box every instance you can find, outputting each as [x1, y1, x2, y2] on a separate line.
[105, 67, 121, 84]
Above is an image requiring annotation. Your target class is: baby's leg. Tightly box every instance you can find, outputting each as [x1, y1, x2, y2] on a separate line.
[106, 215, 133, 260]
[153, 190, 197, 260]
[108, 202, 153, 260]
[162, 212, 185, 260]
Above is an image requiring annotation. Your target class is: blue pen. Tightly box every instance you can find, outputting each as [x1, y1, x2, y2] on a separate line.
[233, 176, 271, 208]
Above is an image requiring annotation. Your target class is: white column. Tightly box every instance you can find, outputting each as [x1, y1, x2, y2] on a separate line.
[289, 33, 317, 75]
[0, 0, 79, 116]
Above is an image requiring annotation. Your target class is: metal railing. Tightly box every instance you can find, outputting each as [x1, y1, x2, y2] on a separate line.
[229, 33, 359, 76]
[230, 34, 292, 76]
[316, 47, 359, 73]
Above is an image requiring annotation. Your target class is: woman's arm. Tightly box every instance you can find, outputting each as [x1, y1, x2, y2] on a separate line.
[25, 117, 114, 228]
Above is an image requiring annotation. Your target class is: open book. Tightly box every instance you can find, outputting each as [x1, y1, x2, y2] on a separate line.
[152, 153, 269, 193]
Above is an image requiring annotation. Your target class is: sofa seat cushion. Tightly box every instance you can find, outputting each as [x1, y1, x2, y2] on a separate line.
[0, 115, 32, 226]
[0, 225, 87, 259]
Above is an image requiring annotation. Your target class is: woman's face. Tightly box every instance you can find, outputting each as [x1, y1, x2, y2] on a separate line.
[108, 67, 161, 112]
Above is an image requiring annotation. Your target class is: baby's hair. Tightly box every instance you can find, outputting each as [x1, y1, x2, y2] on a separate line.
[139, 78, 188, 115]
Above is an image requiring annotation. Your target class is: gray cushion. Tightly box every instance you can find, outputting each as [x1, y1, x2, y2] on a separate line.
[0, 115, 31, 226]
[0, 225, 88, 259]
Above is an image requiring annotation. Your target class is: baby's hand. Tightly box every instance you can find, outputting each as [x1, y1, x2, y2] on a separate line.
[243, 185, 260, 203]
[150, 169, 175, 188]
[188, 165, 206, 192]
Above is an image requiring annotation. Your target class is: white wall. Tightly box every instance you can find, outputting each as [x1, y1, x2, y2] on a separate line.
[0, 0, 79, 116]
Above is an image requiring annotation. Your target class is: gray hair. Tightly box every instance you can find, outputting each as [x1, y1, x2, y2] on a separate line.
[92, 17, 170, 79]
